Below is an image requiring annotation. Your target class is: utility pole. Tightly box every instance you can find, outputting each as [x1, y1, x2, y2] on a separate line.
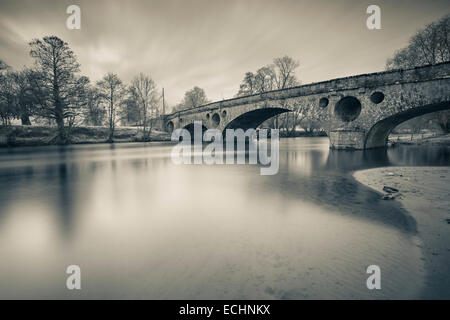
[162, 88, 165, 116]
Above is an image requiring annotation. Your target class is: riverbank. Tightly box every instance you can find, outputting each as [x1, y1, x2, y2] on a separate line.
[353, 167, 450, 299]
[389, 133, 450, 146]
[0, 125, 329, 148]
[0, 125, 171, 147]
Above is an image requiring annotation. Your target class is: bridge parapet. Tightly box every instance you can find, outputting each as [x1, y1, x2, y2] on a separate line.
[167, 62, 450, 118]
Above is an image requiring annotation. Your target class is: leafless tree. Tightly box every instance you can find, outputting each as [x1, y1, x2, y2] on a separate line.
[12, 69, 39, 125]
[237, 72, 256, 96]
[173, 86, 209, 112]
[273, 56, 300, 89]
[236, 55, 300, 130]
[386, 14, 450, 135]
[97, 73, 124, 142]
[273, 56, 300, 131]
[0, 60, 9, 73]
[254, 66, 276, 94]
[28, 36, 84, 144]
[83, 86, 105, 126]
[130, 73, 160, 140]
[278, 101, 303, 136]
[0, 70, 16, 125]
[386, 14, 450, 69]
[433, 111, 450, 133]
[237, 56, 300, 96]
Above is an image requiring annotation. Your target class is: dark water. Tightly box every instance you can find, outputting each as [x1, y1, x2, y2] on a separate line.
[0, 138, 448, 299]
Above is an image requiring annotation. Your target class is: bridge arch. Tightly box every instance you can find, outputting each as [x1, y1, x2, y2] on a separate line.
[365, 101, 450, 149]
[223, 107, 290, 131]
[182, 122, 208, 137]
[166, 121, 174, 133]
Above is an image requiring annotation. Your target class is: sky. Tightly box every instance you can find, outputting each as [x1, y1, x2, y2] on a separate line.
[0, 0, 449, 109]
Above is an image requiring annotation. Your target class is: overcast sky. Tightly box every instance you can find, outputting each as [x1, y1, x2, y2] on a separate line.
[0, 0, 449, 108]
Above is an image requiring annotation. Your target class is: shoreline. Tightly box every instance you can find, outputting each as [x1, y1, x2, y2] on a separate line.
[1, 125, 449, 149]
[353, 166, 450, 299]
[0, 125, 171, 147]
[388, 133, 450, 147]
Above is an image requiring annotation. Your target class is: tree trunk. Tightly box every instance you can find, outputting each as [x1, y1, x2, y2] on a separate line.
[55, 112, 67, 145]
[21, 114, 31, 125]
[108, 97, 114, 143]
[108, 120, 114, 142]
[142, 105, 147, 141]
[54, 97, 67, 145]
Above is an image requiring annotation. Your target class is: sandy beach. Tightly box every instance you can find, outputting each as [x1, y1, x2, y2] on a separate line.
[353, 167, 450, 299]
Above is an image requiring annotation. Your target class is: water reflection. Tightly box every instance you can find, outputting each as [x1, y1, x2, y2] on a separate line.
[0, 138, 448, 299]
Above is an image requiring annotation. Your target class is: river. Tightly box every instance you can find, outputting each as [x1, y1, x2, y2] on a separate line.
[0, 138, 448, 299]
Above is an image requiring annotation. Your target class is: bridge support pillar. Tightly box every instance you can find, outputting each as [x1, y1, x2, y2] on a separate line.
[329, 129, 366, 150]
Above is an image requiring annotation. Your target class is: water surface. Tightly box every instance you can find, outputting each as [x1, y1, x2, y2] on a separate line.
[0, 138, 448, 299]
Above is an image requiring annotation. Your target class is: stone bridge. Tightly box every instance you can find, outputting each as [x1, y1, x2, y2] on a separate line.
[152, 62, 450, 149]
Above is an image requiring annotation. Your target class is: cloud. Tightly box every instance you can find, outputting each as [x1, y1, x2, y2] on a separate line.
[0, 0, 449, 107]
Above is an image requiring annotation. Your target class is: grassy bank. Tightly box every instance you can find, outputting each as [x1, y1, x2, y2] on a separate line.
[0, 125, 171, 147]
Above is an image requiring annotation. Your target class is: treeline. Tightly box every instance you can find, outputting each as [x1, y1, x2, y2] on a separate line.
[386, 15, 450, 70]
[2, 13, 449, 147]
[171, 86, 210, 112]
[0, 36, 162, 144]
[387, 14, 450, 134]
[235, 55, 323, 135]
[231, 14, 450, 136]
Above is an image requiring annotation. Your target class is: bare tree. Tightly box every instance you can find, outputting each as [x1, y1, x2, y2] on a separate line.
[237, 72, 256, 96]
[273, 56, 300, 131]
[235, 55, 300, 130]
[273, 56, 300, 90]
[0, 66, 39, 126]
[237, 56, 300, 97]
[28, 36, 83, 144]
[386, 14, 450, 69]
[254, 66, 276, 94]
[433, 111, 450, 133]
[97, 73, 124, 142]
[0, 61, 11, 125]
[83, 86, 105, 126]
[386, 15, 450, 136]
[0, 70, 16, 126]
[0, 60, 9, 73]
[279, 101, 303, 136]
[120, 93, 141, 125]
[176, 86, 208, 111]
[12, 69, 39, 125]
[237, 67, 275, 96]
[66, 75, 90, 131]
[130, 73, 160, 141]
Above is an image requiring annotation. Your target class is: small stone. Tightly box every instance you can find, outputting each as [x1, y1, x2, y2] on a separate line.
[382, 192, 402, 200]
[382, 194, 395, 200]
[383, 186, 399, 193]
